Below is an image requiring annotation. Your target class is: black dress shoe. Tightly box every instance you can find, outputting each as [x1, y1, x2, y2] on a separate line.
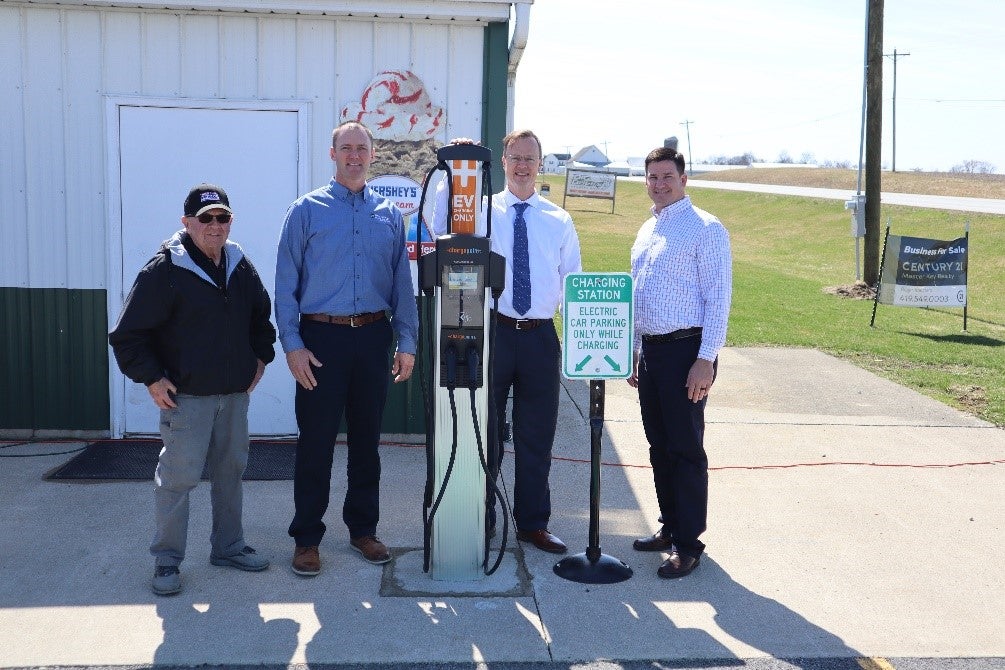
[633, 532, 674, 552]
[657, 551, 700, 579]
[516, 529, 568, 554]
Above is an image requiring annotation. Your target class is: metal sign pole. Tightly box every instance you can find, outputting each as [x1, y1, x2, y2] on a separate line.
[553, 379, 632, 584]
[870, 220, 891, 328]
[963, 221, 970, 331]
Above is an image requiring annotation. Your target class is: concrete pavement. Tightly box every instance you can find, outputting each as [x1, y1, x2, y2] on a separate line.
[1, 347, 1003, 668]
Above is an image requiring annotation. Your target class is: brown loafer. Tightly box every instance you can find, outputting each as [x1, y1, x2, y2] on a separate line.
[657, 550, 700, 579]
[633, 532, 674, 552]
[292, 545, 320, 577]
[350, 535, 392, 564]
[516, 529, 568, 554]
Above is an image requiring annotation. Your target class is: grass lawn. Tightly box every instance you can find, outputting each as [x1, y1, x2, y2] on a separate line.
[537, 174, 1005, 427]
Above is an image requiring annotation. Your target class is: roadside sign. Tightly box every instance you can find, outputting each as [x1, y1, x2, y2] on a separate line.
[562, 272, 633, 379]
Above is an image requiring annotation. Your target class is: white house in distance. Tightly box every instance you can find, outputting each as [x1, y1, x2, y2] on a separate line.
[571, 145, 610, 168]
[542, 152, 571, 173]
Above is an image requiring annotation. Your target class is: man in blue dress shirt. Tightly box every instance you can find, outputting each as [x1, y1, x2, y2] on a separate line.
[275, 121, 418, 576]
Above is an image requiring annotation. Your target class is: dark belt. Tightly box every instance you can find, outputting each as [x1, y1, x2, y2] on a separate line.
[302, 311, 386, 327]
[642, 327, 702, 344]
[494, 312, 549, 330]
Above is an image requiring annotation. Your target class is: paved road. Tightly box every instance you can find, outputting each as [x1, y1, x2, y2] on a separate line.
[685, 179, 1005, 214]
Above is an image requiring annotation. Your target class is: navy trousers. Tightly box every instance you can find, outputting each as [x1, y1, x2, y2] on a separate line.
[489, 320, 561, 532]
[288, 317, 392, 546]
[637, 335, 714, 558]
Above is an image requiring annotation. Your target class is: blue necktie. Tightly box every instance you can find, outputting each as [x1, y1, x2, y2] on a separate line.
[511, 202, 532, 316]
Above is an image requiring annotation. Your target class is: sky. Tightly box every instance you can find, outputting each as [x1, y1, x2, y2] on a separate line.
[512, 0, 1005, 172]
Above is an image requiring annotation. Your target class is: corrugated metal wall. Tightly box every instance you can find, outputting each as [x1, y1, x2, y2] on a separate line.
[0, 4, 488, 290]
[0, 288, 109, 432]
[0, 2, 509, 434]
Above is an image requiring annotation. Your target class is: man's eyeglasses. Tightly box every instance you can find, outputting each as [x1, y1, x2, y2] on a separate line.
[193, 213, 232, 224]
[505, 155, 539, 164]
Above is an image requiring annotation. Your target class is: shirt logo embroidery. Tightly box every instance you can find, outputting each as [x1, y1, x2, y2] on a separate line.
[372, 214, 392, 224]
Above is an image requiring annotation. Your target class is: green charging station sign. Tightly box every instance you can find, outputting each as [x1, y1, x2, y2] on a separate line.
[562, 272, 633, 380]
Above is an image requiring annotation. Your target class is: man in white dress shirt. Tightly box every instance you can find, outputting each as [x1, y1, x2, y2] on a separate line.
[627, 146, 732, 578]
[433, 130, 582, 554]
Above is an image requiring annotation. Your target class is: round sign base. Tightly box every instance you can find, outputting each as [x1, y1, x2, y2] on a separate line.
[553, 551, 633, 584]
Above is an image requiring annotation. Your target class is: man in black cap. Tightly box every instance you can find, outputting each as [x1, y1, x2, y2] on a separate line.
[110, 183, 277, 596]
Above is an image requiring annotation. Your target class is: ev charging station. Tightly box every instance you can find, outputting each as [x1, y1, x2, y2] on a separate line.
[418, 144, 506, 581]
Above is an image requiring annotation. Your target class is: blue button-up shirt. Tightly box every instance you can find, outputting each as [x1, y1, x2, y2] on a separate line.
[275, 178, 418, 354]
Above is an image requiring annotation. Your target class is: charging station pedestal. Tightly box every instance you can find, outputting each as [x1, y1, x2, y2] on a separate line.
[419, 144, 504, 581]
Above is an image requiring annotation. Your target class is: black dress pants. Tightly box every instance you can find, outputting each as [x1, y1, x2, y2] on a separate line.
[288, 318, 392, 546]
[488, 320, 561, 532]
[637, 335, 712, 558]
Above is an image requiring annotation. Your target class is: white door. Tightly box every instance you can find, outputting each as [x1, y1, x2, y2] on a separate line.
[115, 104, 301, 436]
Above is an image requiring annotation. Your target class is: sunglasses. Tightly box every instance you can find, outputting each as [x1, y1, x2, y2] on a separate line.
[193, 213, 232, 224]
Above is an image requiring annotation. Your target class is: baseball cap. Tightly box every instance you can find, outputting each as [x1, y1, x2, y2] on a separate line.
[184, 183, 233, 217]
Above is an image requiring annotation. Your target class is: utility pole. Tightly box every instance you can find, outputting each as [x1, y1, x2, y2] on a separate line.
[680, 120, 694, 175]
[864, 0, 884, 286]
[884, 48, 910, 172]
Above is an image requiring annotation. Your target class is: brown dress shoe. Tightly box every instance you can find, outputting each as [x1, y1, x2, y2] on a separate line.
[292, 545, 321, 576]
[350, 536, 392, 564]
[657, 550, 700, 579]
[516, 529, 568, 554]
[633, 532, 674, 552]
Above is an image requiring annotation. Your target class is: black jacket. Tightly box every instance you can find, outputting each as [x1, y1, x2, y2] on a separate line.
[109, 231, 276, 396]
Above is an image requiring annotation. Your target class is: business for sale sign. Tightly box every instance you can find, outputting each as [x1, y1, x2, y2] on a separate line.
[878, 235, 968, 307]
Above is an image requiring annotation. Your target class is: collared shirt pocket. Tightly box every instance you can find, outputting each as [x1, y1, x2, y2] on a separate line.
[366, 210, 398, 258]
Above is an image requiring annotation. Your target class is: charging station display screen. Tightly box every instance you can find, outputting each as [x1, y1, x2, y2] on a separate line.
[441, 265, 484, 328]
[447, 270, 479, 291]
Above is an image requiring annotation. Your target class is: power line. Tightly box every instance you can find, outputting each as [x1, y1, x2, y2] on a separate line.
[904, 97, 1005, 103]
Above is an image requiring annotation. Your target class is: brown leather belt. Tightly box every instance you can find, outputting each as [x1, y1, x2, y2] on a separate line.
[642, 327, 702, 344]
[495, 312, 549, 330]
[302, 311, 385, 327]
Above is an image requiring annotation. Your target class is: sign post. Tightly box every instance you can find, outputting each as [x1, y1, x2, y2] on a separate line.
[554, 272, 633, 584]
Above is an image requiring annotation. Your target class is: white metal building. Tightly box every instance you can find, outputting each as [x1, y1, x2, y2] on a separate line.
[0, 0, 533, 437]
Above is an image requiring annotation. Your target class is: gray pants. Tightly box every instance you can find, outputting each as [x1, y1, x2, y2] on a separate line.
[151, 393, 250, 567]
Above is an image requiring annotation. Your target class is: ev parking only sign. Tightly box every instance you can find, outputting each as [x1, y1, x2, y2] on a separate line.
[563, 272, 633, 380]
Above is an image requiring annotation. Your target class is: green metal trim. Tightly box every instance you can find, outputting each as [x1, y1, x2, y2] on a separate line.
[482, 20, 509, 191]
[0, 287, 109, 430]
[381, 294, 429, 434]
[0, 288, 422, 434]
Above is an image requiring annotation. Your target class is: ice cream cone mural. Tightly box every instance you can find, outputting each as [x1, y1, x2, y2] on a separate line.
[342, 69, 444, 142]
[346, 70, 444, 294]
[344, 70, 445, 183]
